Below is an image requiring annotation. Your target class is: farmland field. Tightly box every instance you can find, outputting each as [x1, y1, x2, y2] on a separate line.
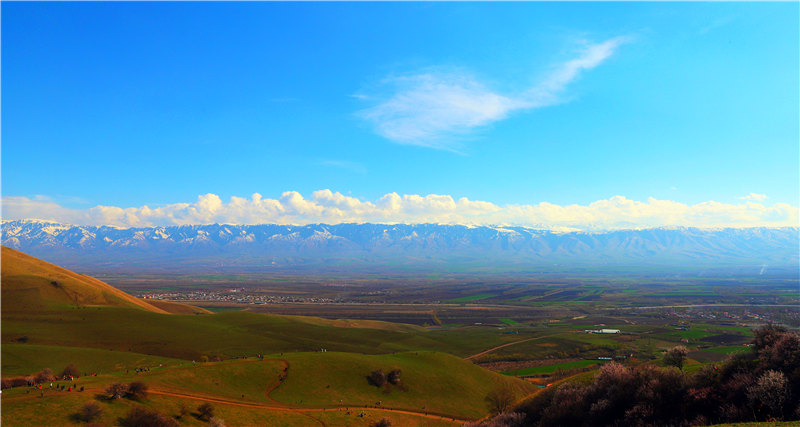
[2, 247, 799, 426]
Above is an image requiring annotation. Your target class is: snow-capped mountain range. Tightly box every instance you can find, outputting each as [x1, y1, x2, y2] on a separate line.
[2, 219, 798, 272]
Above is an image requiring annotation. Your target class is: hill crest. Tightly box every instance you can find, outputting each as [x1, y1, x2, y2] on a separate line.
[1, 246, 206, 314]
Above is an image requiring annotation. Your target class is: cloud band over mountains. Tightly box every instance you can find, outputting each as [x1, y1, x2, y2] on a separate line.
[3, 191, 797, 231]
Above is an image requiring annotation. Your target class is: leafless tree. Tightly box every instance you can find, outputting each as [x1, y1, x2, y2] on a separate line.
[34, 368, 54, 384]
[486, 387, 516, 414]
[106, 382, 128, 400]
[748, 370, 789, 420]
[663, 346, 689, 370]
[76, 401, 103, 422]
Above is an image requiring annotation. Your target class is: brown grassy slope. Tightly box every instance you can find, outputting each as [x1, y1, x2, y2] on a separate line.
[1, 246, 170, 313]
[146, 299, 212, 314]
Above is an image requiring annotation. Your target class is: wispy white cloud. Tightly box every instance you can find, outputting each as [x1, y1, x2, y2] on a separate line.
[356, 37, 629, 150]
[3, 191, 797, 231]
[740, 193, 768, 202]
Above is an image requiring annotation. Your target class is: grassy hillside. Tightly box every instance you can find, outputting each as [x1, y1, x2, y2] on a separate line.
[2, 246, 166, 313]
[0, 386, 457, 426]
[1, 344, 186, 377]
[0, 351, 522, 424]
[0, 247, 537, 425]
[2, 305, 513, 360]
[145, 299, 212, 315]
[271, 351, 535, 419]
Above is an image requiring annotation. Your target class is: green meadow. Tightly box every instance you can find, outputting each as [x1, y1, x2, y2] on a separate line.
[1, 344, 185, 377]
[2, 306, 523, 361]
[270, 351, 535, 419]
[702, 345, 752, 355]
[446, 294, 498, 303]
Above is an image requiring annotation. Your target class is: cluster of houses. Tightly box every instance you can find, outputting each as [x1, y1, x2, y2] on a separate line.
[583, 328, 621, 334]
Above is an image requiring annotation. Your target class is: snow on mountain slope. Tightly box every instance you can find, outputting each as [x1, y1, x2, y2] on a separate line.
[2, 219, 797, 269]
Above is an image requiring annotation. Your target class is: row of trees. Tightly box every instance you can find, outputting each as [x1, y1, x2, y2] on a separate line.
[480, 324, 800, 426]
[1, 364, 83, 389]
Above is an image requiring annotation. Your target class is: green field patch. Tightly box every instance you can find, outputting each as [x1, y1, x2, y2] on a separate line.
[499, 318, 520, 326]
[665, 329, 715, 340]
[651, 292, 718, 297]
[700, 325, 752, 334]
[654, 289, 718, 294]
[446, 294, 498, 303]
[501, 359, 602, 376]
[702, 345, 752, 355]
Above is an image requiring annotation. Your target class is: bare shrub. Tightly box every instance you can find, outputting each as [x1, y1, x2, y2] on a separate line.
[121, 406, 177, 427]
[387, 369, 402, 385]
[540, 384, 588, 426]
[76, 401, 103, 422]
[62, 364, 81, 377]
[105, 382, 128, 400]
[197, 402, 215, 421]
[748, 370, 789, 420]
[367, 370, 387, 387]
[753, 324, 787, 351]
[34, 368, 54, 384]
[370, 418, 392, 427]
[125, 381, 148, 400]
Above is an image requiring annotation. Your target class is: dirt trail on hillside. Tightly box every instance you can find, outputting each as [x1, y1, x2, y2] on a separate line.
[263, 358, 290, 404]
[3, 357, 467, 424]
[149, 389, 466, 423]
[464, 334, 559, 361]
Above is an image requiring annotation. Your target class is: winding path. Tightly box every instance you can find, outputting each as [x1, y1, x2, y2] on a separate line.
[3, 356, 470, 425]
[464, 334, 559, 361]
[148, 389, 468, 423]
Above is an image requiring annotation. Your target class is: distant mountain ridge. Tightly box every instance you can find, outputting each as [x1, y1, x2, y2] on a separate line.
[2, 219, 798, 271]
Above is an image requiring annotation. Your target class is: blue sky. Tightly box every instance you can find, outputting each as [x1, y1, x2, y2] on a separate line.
[2, 2, 798, 229]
